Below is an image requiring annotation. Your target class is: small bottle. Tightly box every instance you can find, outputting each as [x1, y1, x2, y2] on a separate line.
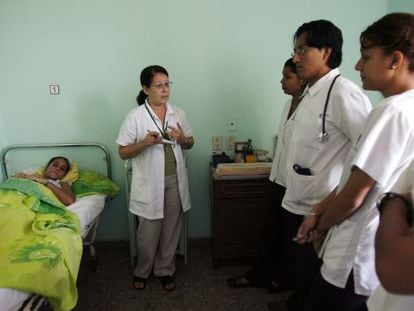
[246, 139, 253, 155]
[245, 139, 256, 162]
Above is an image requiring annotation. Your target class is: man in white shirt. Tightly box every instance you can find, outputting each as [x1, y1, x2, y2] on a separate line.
[280, 19, 371, 311]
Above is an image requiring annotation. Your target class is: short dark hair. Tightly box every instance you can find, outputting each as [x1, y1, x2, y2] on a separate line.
[360, 13, 414, 71]
[46, 156, 70, 174]
[136, 65, 169, 105]
[284, 58, 297, 73]
[294, 19, 343, 68]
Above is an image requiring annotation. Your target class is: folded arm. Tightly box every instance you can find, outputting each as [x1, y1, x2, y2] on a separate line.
[15, 173, 75, 206]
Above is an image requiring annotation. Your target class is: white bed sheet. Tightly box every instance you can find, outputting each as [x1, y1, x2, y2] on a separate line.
[0, 194, 106, 311]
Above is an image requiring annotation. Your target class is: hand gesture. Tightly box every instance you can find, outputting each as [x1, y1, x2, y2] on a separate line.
[143, 131, 162, 146]
[167, 123, 185, 143]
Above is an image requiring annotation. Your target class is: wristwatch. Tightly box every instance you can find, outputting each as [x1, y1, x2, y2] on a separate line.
[377, 192, 413, 225]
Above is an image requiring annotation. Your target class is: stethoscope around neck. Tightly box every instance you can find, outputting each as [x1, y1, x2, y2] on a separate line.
[318, 74, 341, 144]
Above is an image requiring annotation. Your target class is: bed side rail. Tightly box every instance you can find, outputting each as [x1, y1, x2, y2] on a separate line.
[1, 142, 111, 181]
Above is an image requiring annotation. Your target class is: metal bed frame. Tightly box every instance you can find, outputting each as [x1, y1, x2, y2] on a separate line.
[1, 142, 111, 179]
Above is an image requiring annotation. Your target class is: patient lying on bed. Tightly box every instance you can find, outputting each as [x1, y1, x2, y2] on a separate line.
[0, 156, 83, 311]
[14, 156, 76, 206]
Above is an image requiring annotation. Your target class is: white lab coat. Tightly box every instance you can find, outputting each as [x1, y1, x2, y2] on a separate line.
[269, 98, 296, 187]
[282, 68, 371, 215]
[116, 102, 193, 219]
[368, 285, 414, 311]
[367, 161, 414, 311]
[321, 89, 414, 296]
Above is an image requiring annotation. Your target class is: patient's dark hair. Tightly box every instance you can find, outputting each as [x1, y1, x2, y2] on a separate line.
[360, 12, 414, 71]
[46, 156, 70, 174]
[136, 65, 169, 105]
[294, 19, 343, 68]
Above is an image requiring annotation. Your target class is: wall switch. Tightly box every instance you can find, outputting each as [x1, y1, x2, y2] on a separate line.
[212, 136, 223, 151]
[49, 84, 60, 95]
[227, 120, 237, 132]
[225, 135, 236, 150]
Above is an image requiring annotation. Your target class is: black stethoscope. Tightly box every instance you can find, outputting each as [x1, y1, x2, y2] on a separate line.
[318, 74, 341, 144]
[144, 101, 169, 139]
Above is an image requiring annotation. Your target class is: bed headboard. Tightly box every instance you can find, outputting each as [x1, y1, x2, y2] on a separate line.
[0, 143, 112, 181]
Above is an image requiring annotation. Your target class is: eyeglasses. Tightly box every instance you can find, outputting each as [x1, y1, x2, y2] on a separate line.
[291, 46, 310, 57]
[151, 81, 173, 89]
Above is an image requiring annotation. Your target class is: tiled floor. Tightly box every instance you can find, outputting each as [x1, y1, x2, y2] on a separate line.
[74, 240, 290, 311]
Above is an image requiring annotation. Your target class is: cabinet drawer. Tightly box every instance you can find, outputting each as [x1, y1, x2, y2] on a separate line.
[213, 179, 273, 198]
[213, 199, 268, 239]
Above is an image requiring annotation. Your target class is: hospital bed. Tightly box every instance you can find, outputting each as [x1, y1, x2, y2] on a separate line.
[0, 142, 117, 311]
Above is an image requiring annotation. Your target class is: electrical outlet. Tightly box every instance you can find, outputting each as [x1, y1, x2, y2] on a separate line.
[225, 135, 235, 150]
[212, 136, 223, 151]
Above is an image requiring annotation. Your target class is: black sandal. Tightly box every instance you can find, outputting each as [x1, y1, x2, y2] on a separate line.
[160, 275, 176, 291]
[133, 276, 147, 290]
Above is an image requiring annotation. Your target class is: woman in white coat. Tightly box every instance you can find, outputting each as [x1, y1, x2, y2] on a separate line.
[117, 65, 194, 291]
[296, 13, 414, 311]
[227, 58, 305, 293]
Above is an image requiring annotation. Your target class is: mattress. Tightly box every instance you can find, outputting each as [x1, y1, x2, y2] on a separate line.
[0, 194, 106, 311]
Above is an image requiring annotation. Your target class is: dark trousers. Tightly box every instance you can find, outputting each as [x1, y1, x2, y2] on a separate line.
[306, 271, 368, 311]
[245, 183, 288, 286]
[282, 209, 322, 308]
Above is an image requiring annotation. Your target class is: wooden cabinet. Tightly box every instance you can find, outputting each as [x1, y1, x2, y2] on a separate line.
[210, 173, 273, 267]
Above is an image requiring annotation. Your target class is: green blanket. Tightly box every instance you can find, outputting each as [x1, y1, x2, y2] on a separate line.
[72, 169, 119, 198]
[0, 178, 82, 311]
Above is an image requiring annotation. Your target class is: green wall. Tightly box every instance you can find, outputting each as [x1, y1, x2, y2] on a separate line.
[389, 0, 414, 12]
[0, 0, 389, 240]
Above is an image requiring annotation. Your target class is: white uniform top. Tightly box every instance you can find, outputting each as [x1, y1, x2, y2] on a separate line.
[282, 68, 371, 215]
[116, 101, 193, 219]
[320, 88, 414, 296]
[269, 99, 297, 187]
[367, 162, 414, 311]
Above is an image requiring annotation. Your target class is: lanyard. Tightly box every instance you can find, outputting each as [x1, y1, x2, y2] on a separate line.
[145, 102, 169, 139]
[319, 74, 341, 143]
